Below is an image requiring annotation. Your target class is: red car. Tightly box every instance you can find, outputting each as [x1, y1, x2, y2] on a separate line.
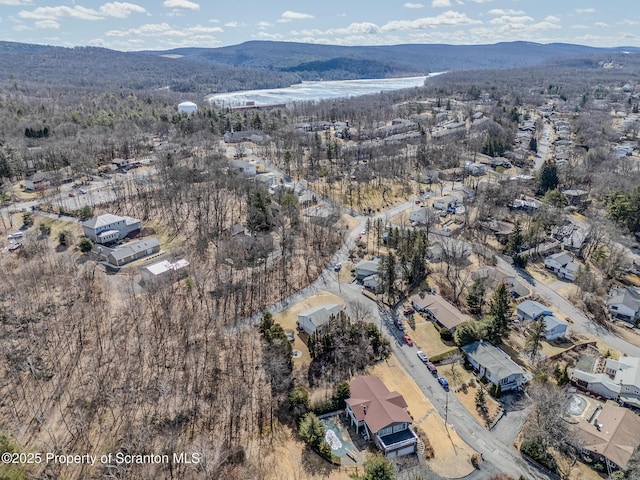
[403, 335, 413, 346]
[403, 307, 415, 316]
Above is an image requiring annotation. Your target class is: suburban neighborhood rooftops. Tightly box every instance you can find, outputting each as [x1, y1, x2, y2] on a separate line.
[542, 315, 568, 330]
[547, 251, 573, 266]
[83, 213, 140, 229]
[607, 286, 640, 312]
[346, 376, 412, 434]
[355, 259, 380, 272]
[573, 403, 640, 469]
[517, 300, 552, 320]
[461, 341, 526, 381]
[410, 293, 470, 330]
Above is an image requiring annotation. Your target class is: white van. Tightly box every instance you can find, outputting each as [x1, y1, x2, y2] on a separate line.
[8, 232, 24, 239]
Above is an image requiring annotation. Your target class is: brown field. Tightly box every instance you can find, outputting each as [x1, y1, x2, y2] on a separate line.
[454, 382, 502, 428]
[404, 317, 458, 360]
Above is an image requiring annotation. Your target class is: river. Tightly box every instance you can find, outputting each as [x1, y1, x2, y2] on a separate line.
[206, 74, 443, 107]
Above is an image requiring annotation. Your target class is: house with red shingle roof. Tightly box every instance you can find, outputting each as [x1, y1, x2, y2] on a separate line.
[345, 376, 417, 458]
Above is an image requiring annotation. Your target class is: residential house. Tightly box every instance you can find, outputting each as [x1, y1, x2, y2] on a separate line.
[572, 403, 640, 471]
[345, 376, 418, 458]
[562, 189, 589, 207]
[461, 340, 528, 392]
[571, 356, 640, 408]
[516, 300, 552, 322]
[607, 286, 640, 325]
[540, 315, 569, 341]
[363, 274, 380, 292]
[230, 160, 257, 176]
[409, 206, 437, 226]
[427, 237, 472, 263]
[141, 258, 189, 285]
[24, 172, 52, 191]
[432, 195, 456, 211]
[471, 267, 529, 298]
[409, 292, 471, 332]
[82, 214, 142, 244]
[355, 258, 381, 281]
[464, 162, 486, 176]
[223, 130, 270, 144]
[105, 238, 160, 267]
[544, 251, 581, 281]
[297, 304, 344, 335]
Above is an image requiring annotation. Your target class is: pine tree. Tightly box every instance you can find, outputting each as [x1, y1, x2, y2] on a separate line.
[489, 283, 512, 340]
[524, 319, 546, 363]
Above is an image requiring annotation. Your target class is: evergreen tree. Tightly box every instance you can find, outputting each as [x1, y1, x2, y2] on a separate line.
[466, 279, 486, 316]
[537, 160, 559, 195]
[489, 283, 512, 341]
[355, 454, 395, 480]
[506, 221, 523, 255]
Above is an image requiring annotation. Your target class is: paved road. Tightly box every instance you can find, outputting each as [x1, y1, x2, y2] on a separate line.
[534, 122, 552, 171]
[495, 257, 640, 357]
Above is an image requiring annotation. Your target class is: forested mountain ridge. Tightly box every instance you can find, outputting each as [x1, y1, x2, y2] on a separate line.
[1, 39, 639, 94]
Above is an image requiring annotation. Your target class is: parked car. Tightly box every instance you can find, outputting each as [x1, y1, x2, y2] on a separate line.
[416, 351, 428, 363]
[425, 362, 438, 374]
[394, 320, 405, 332]
[334, 262, 342, 272]
[285, 330, 295, 342]
[68, 192, 75, 197]
[403, 307, 415, 316]
[8, 242, 22, 251]
[79, 188, 87, 194]
[402, 334, 413, 346]
[437, 376, 449, 390]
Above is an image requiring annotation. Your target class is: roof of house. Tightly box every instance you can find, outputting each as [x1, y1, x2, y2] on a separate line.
[355, 258, 380, 273]
[614, 357, 640, 389]
[546, 251, 573, 266]
[542, 315, 568, 332]
[517, 300, 552, 320]
[607, 287, 640, 313]
[574, 403, 640, 469]
[409, 293, 470, 330]
[83, 213, 124, 229]
[346, 376, 412, 434]
[27, 171, 52, 182]
[108, 238, 160, 262]
[471, 266, 514, 287]
[144, 259, 189, 276]
[461, 341, 526, 381]
[570, 370, 621, 394]
[297, 304, 343, 326]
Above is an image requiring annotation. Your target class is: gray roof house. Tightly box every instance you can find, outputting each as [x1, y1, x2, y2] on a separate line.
[297, 304, 344, 335]
[541, 315, 569, 341]
[607, 286, 640, 324]
[544, 252, 581, 281]
[106, 238, 160, 267]
[355, 258, 381, 281]
[461, 340, 528, 392]
[82, 214, 142, 244]
[516, 300, 552, 322]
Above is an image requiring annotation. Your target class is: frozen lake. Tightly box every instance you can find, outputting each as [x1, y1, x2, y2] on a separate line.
[207, 74, 442, 107]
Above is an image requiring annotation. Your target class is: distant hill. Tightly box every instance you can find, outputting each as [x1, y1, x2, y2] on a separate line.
[1, 40, 639, 94]
[145, 40, 640, 74]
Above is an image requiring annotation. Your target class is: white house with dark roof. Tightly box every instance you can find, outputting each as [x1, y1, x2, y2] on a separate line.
[345, 375, 417, 458]
[297, 304, 344, 335]
[607, 286, 640, 325]
[82, 214, 142, 244]
[25, 171, 52, 191]
[516, 300, 552, 322]
[461, 340, 528, 392]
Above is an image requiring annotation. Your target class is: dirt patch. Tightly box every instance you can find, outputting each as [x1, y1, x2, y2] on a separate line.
[370, 355, 477, 478]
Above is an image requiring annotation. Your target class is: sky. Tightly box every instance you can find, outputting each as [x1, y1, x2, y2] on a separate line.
[1, 0, 639, 52]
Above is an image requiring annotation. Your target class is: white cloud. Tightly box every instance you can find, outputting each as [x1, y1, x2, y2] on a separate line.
[18, 5, 102, 20]
[278, 11, 313, 23]
[469, 0, 493, 3]
[544, 16, 560, 23]
[575, 8, 595, 14]
[431, 0, 450, 7]
[404, 3, 425, 8]
[188, 25, 223, 33]
[35, 19, 59, 28]
[594, 22, 608, 27]
[255, 32, 284, 40]
[0, 0, 32, 5]
[570, 24, 588, 29]
[224, 21, 237, 27]
[617, 19, 639, 26]
[106, 22, 222, 39]
[163, 0, 200, 11]
[488, 9, 524, 16]
[490, 15, 534, 26]
[99, 2, 146, 18]
[382, 11, 481, 30]
[257, 21, 271, 29]
[343, 22, 381, 34]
